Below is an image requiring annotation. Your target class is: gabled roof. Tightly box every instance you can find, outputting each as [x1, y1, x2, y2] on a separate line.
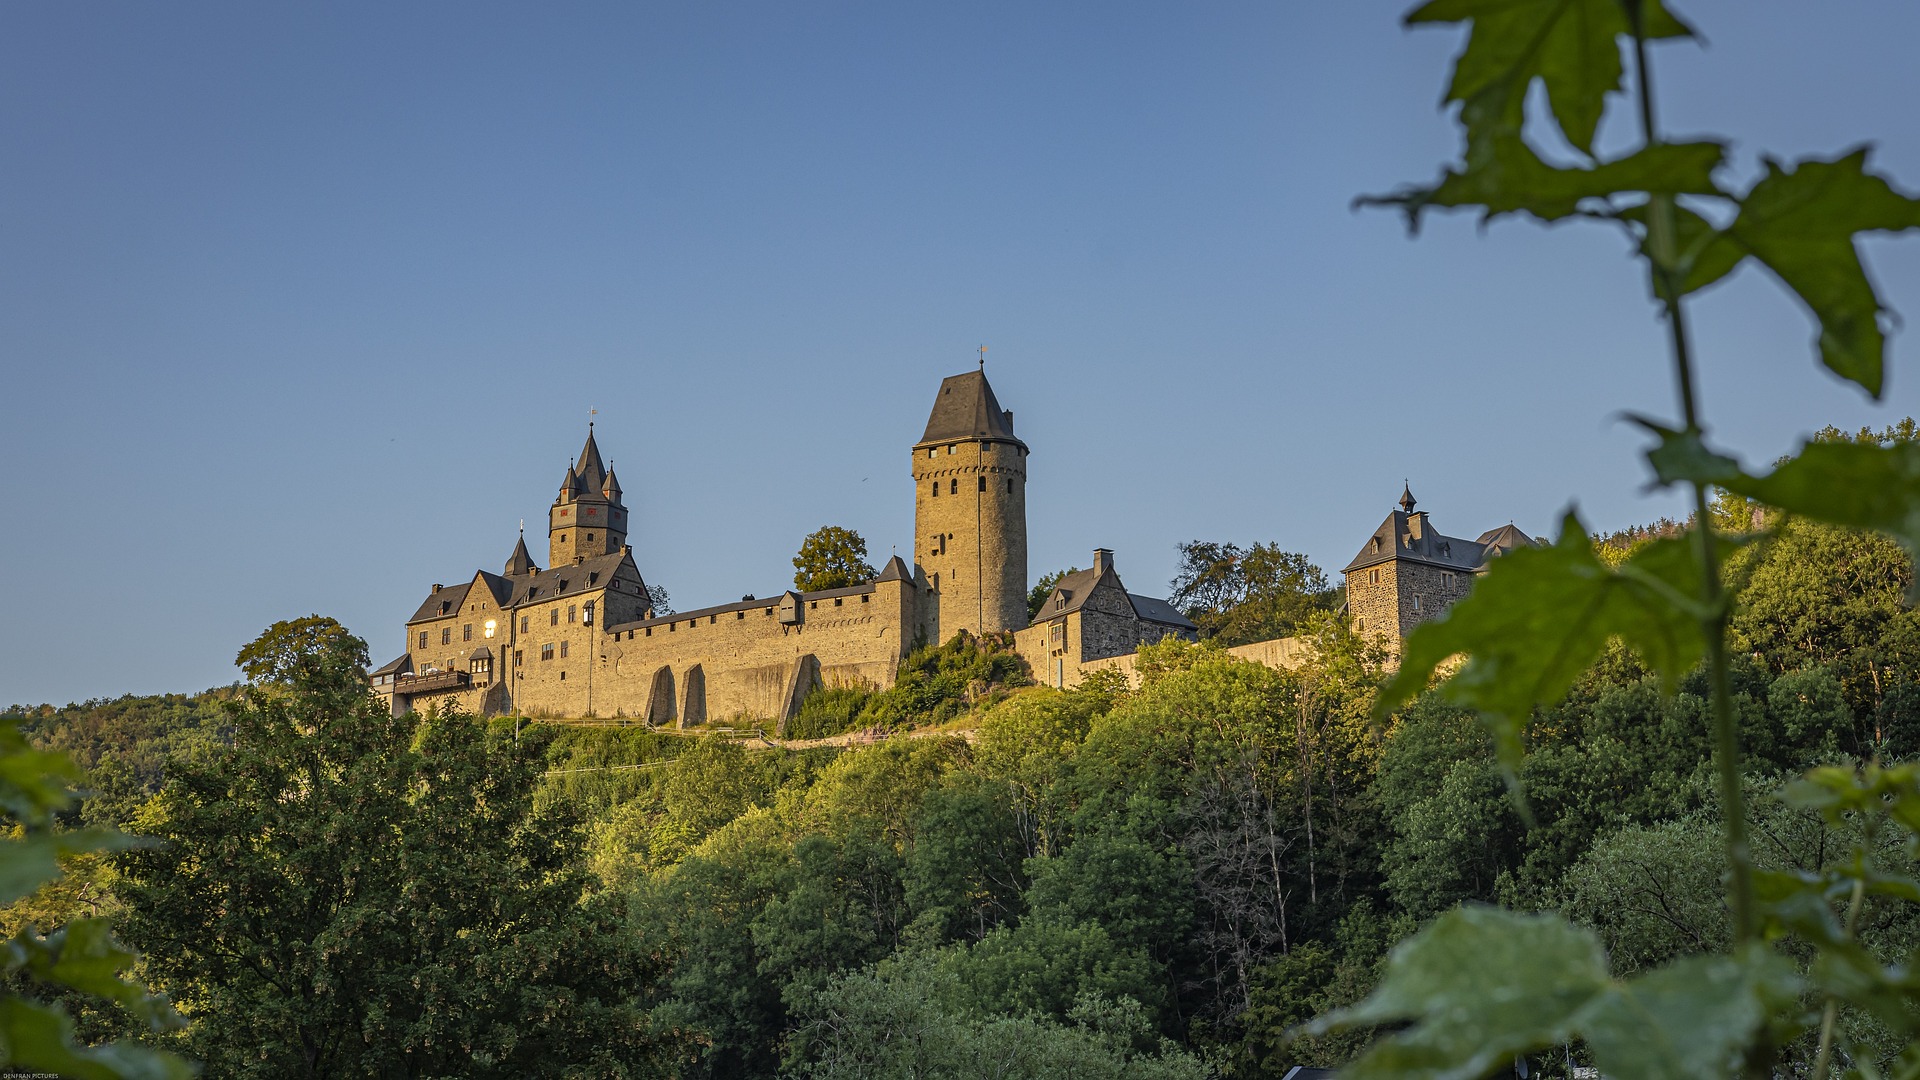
[918, 370, 1023, 446]
[1031, 566, 1105, 623]
[407, 582, 472, 625]
[467, 646, 493, 661]
[1129, 593, 1198, 630]
[470, 570, 514, 608]
[504, 549, 637, 608]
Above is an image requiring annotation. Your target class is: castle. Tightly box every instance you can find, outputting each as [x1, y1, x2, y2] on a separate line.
[371, 369, 1532, 723]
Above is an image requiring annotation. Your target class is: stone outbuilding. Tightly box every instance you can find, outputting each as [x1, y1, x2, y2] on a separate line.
[1013, 548, 1198, 689]
[1342, 485, 1535, 652]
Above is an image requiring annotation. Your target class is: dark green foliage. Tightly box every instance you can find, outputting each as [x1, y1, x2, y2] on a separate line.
[785, 633, 1035, 740]
[4, 692, 227, 830]
[114, 619, 656, 1079]
[783, 686, 871, 741]
[1167, 541, 1339, 646]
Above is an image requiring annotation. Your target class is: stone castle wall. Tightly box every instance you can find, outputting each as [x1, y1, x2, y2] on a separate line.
[1344, 559, 1476, 653]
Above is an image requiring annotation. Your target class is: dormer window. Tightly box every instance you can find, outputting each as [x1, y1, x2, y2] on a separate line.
[1371, 536, 1382, 554]
[1055, 593, 1067, 610]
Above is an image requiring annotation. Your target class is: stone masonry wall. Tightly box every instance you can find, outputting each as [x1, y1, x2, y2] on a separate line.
[912, 436, 1027, 643]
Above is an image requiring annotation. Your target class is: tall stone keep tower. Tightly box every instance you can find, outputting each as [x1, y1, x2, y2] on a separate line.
[549, 427, 628, 566]
[912, 370, 1029, 643]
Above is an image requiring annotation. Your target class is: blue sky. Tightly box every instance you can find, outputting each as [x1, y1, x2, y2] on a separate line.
[5, 1, 1919, 705]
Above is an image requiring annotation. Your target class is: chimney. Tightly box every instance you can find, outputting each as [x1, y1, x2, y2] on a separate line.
[1003, 409, 1014, 433]
[1092, 548, 1114, 576]
[431, 584, 442, 593]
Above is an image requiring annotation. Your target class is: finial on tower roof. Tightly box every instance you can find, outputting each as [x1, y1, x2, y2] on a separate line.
[978, 344, 987, 370]
[1400, 482, 1417, 513]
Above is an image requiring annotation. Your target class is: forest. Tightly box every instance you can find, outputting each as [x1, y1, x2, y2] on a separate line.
[3, 460, 1918, 1077]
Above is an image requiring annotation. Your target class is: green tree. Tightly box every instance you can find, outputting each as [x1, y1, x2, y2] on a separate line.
[1168, 541, 1337, 646]
[793, 526, 877, 592]
[116, 618, 653, 1078]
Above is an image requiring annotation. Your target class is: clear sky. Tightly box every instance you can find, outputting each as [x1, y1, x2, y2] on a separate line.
[5, 1, 1919, 706]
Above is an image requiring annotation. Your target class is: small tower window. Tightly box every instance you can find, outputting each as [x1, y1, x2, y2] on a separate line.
[1369, 569, 1380, 585]
[520, 615, 529, 633]
[1006, 478, 1013, 493]
[1412, 595, 1422, 612]
[560, 641, 569, 658]
[932, 482, 939, 498]
[587, 533, 594, 542]
[950, 478, 958, 495]
[1357, 618, 1366, 632]
[978, 476, 986, 492]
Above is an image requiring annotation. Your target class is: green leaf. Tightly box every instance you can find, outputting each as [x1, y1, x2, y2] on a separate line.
[1581, 945, 1800, 1080]
[1629, 418, 1744, 488]
[1376, 512, 1711, 775]
[1664, 148, 1920, 397]
[1307, 906, 1609, 1078]
[0, 997, 192, 1080]
[1408, 0, 1693, 154]
[5, 920, 181, 1031]
[1367, 136, 1724, 228]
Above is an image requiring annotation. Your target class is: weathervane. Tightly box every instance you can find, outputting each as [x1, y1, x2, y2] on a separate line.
[978, 344, 987, 369]
[589, 406, 597, 430]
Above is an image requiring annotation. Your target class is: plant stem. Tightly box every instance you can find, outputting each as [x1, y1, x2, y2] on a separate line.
[1631, 17, 1756, 944]
[1811, 876, 1868, 1077]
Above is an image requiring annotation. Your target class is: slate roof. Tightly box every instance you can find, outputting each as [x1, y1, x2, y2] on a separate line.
[1130, 593, 1198, 630]
[407, 582, 472, 625]
[503, 550, 635, 607]
[505, 534, 537, 576]
[1026, 566, 1195, 631]
[471, 570, 514, 607]
[1343, 509, 1536, 575]
[875, 555, 913, 583]
[370, 653, 412, 677]
[919, 370, 1023, 446]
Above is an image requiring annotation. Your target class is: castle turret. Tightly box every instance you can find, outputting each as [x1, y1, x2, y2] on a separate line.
[550, 427, 628, 565]
[505, 532, 538, 576]
[912, 369, 1028, 642]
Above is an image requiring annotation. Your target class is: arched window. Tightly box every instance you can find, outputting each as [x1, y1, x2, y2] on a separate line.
[950, 478, 958, 495]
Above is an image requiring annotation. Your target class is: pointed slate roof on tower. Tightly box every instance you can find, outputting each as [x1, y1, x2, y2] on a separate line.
[505, 533, 537, 576]
[574, 428, 607, 493]
[919, 370, 1022, 446]
[602, 467, 622, 500]
[874, 555, 913, 583]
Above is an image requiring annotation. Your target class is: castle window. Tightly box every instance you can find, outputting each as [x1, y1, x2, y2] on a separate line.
[1412, 595, 1422, 612]
[541, 644, 554, 661]
[737, 611, 745, 619]
[1442, 572, 1455, 587]
[520, 616, 529, 633]
[560, 641, 569, 658]
[589, 572, 599, 585]
[560, 671, 566, 680]
[583, 602, 594, 625]
[1357, 618, 1366, 632]
[860, 594, 869, 603]
[485, 619, 496, 639]
[932, 482, 939, 498]
[587, 533, 594, 542]
[1369, 569, 1380, 585]
[551, 609, 560, 627]
[978, 476, 986, 492]
[645, 627, 652, 637]
[668, 623, 675, 632]
[834, 597, 842, 606]
[463, 624, 473, 642]
[514, 650, 523, 666]
[418, 631, 428, 650]
[810, 601, 817, 610]
[1055, 593, 1066, 610]
[950, 478, 958, 495]
[1371, 536, 1382, 553]
[928, 448, 936, 459]
[441, 627, 452, 646]
[1006, 478, 1013, 493]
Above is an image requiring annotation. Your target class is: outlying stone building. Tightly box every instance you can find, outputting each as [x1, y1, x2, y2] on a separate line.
[1341, 485, 1535, 652]
[1013, 549, 1198, 689]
